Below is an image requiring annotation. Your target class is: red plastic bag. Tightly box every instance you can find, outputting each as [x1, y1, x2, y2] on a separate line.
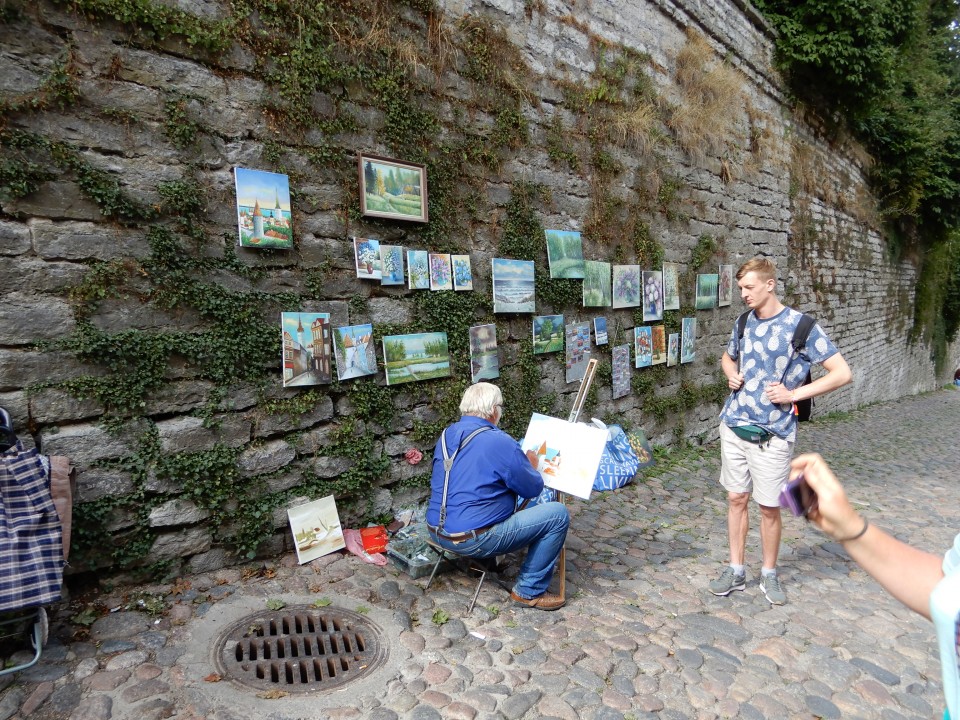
[360, 526, 388, 554]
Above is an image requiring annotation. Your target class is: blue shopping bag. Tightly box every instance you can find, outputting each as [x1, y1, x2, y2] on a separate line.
[593, 423, 642, 491]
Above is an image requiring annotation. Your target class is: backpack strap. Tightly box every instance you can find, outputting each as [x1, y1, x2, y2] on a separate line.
[792, 314, 816, 354]
[437, 425, 492, 533]
[735, 310, 751, 372]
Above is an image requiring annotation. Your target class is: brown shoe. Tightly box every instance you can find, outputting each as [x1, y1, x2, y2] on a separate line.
[510, 590, 565, 611]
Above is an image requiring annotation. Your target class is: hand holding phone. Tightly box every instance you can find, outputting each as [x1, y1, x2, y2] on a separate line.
[779, 474, 819, 517]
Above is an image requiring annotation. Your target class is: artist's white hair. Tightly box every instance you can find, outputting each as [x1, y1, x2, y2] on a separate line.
[460, 382, 502, 418]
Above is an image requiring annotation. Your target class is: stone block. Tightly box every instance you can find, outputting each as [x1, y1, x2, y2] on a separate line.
[0, 292, 75, 345]
[76, 467, 136, 503]
[366, 297, 413, 326]
[148, 498, 210, 527]
[39, 423, 134, 471]
[0, 220, 31, 255]
[253, 395, 334, 437]
[237, 439, 297, 477]
[30, 220, 151, 261]
[149, 527, 212, 561]
[156, 414, 250, 454]
[2, 181, 104, 221]
[29, 387, 104, 424]
[144, 380, 214, 415]
[312, 455, 352, 478]
[0, 391, 29, 434]
[0, 258, 88, 296]
[184, 547, 235, 574]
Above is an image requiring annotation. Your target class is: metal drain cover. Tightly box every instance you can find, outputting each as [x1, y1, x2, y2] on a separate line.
[214, 605, 387, 693]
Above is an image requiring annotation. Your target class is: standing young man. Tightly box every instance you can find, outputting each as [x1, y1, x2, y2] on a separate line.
[709, 258, 852, 605]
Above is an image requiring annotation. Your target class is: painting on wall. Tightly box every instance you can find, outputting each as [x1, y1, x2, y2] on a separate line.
[651, 325, 667, 365]
[353, 237, 382, 280]
[288, 495, 345, 564]
[565, 321, 591, 384]
[469, 324, 499, 383]
[583, 260, 612, 307]
[429, 253, 453, 291]
[667, 332, 679, 367]
[382, 331, 451, 386]
[718, 264, 734, 307]
[663, 262, 681, 311]
[545, 229, 585, 279]
[358, 152, 428, 223]
[492, 258, 536, 313]
[695, 273, 719, 310]
[611, 344, 631, 399]
[407, 250, 430, 289]
[634, 326, 653, 368]
[533, 315, 565, 354]
[234, 167, 294, 249]
[452, 254, 473, 291]
[281, 312, 332, 387]
[594, 317, 608, 345]
[380, 244, 405, 286]
[612, 265, 641, 308]
[681, 317, 696, 364]
[642, 271, 664, 322]
[520, 413, 608, 500]
[333, 323, 377, 381]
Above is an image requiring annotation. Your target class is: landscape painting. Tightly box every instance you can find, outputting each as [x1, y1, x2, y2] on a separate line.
[642, 270, 664, 322]
[407, 250, 429, 289]
[696, 273, 719, 310]
[612, 265, 641, 308]
[492, 258, 536, 313]
[718, 264, 734, 306]
[288, 495, 345, 564]
[333, 323, 377, 381]
[583, 260, 612, 307]
[235, 167, 294, 249]
[521, 413, 608, 500]
[611, 344, 631, 399]
[281, 312, 332, 387]
[358, 153, 428, 223]
[544, 229, 585, 279]
[663, 262, 681, 310]
[634, 326, 653, 368]
[380, 244, 405, 286]
[429, 253, 453, 291]
[353, 237, 382, 280]
[469, 324, 499, 383]
[533, 315, 565, 354]
[382, 331, 451, 386]
[667, 332, 679, 367]
[651, 325, 667, 365]
[681, 317, 696, 363]
[594, 316, 608, 345]
[452, 254, 473, 291]
[565, 321, 591, 383]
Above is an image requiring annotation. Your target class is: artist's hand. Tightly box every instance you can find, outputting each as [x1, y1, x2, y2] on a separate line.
[765, 381, 793, 405]
[727, 371, 744, 391]
[789, 453, 861, 541]
[525, 449, 539, 469]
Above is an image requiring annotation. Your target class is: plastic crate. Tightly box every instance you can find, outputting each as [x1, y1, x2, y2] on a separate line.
[387, 523, 451, 579]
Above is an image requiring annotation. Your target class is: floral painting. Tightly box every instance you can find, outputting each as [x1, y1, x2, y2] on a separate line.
[667, 332, 679, 367]
[235, 167, 293, 249]
[651, 325, 666, 365]
[583, 260, 612, 307]
[407, 250, 429, 289]
[642, 271, 664, 322]
[612, 265, 641, 308]
[681, 317, 696, 364]
[634, 326, 653, 368]
[663, 262, 681, 310]
[353, 236, 381, 280]
[380, 244, 404, 285]
[429, 253, 452, 291]
[545, 229, 585, 279]
[452, 254, 473, 291]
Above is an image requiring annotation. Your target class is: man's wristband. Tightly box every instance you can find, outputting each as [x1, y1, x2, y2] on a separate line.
[837, 517, 869, 542]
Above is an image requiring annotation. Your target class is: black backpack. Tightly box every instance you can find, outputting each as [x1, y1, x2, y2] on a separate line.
[736, 311, 816, 422]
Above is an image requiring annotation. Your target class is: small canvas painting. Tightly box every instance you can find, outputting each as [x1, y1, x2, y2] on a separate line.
[469, 324, 499, 383]
[681, 317, 696, 364]
[492, 258, 536, 313]
[282, 312, 332, 387]
[611, 344, 631, 399]
[718, 264, 734, 307]
[333, 323, 377, 381]
[288, 495, 345, 564]
[544, 229, 585, 279]
[667, 332, 679, 367]
[594, 316, 608, 345]
[651, 325, 667, 365]
[380, 245, 405, 286]
[533, 315, 565, 354]
[429, 253, 453, 291]
[663, 262, 681, 311]
[452, 254, 473, 291]
[354, 237, 382, 280]
[612, 265, 641, 308]
[696, 274, 719, 310]
[521, 413, 609, 500]
[382, 331, 451, 386]
[627, 428, 656, 470]
[583, 260, 612, 307]
[634, 326, 653, 368]
[407, 250, 430, 290]
[642, 271, 664, 322]
[565, 321, 591, 384]
[235, 167, 293, 249]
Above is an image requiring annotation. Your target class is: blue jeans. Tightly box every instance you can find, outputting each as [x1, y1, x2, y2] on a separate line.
[429, 501, 569, 598]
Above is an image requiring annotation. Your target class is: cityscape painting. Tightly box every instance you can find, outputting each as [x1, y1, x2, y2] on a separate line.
[382, 331, 451, 386]
[565, 321, 591, 383]
[281, 312, 332, 387]
[333, 323, 377, 381]
[235, 167, 293, 249]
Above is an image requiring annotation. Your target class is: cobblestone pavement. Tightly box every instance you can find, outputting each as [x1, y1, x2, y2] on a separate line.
[2, 390, 958, 720]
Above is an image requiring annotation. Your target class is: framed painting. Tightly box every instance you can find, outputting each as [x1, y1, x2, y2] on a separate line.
[358, 153, 428, 223]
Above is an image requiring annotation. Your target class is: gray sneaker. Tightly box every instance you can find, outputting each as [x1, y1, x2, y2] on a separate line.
[709, 567, 746, 596]
[759, 574, 786, 605]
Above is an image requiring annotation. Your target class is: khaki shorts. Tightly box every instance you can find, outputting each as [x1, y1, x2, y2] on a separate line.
[719, 423, 793, 507]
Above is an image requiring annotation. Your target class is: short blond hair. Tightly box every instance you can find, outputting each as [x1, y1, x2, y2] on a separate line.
[737, 257, 777, 283]
[460, 382, 502, 417]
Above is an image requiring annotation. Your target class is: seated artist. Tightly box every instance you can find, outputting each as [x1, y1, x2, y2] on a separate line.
[426, 382, 570, 610]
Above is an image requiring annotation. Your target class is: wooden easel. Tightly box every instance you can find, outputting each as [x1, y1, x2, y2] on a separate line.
[556, 358, 598, 600]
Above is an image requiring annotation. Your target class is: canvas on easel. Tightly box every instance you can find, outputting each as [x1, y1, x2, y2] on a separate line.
[520, 413, 608, 500]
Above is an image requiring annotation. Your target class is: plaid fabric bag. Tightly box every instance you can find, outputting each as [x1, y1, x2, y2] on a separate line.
[0, 441, 64, 611]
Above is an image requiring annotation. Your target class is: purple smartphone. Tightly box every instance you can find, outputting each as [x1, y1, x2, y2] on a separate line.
[779, 475, 818, 517]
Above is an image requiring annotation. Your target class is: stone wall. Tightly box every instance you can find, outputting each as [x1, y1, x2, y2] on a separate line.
[0, 0, 950, 579]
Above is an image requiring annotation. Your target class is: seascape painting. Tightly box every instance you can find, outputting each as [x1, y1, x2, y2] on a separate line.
[452, 254, 473, 291]
[288, 495, 345, 564]
[642, 271, 664, 322]
[634, 326, 653, 369]
[718, 264, 734, 307]
[681, 317, 696, 364]
[382, 331, 451, 386]
[469, 324, 499, 383]
[651, 325, 666, 365]
[235, 167, 293, 249]
[594, 316, 608, 345]
[696, 273, 719, 310]
[429, 253, 453, 291]
[407, 250, 430, 289]
[565, 321, 591, 384]
[380, 244, 405, 286]
[545, 229, 585, 279]
[583, 260, 612, 307]
[353, 236, 382, 280]
[521, 413, 608, 500]
[533, 315, 565, 354]
[612, 265, 641, 309]
[333, 323, 377, 381]
[492, 258, 536, 313]
[663, 262, 681, 310]
[281, 312, 332, 387]
[358, 153, 428, 223]
[667, 332, 679, 367]
[611, 344, 631, 399]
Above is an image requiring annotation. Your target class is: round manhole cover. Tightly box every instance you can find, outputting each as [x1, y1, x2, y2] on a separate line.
[214, 605, 387, 693]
